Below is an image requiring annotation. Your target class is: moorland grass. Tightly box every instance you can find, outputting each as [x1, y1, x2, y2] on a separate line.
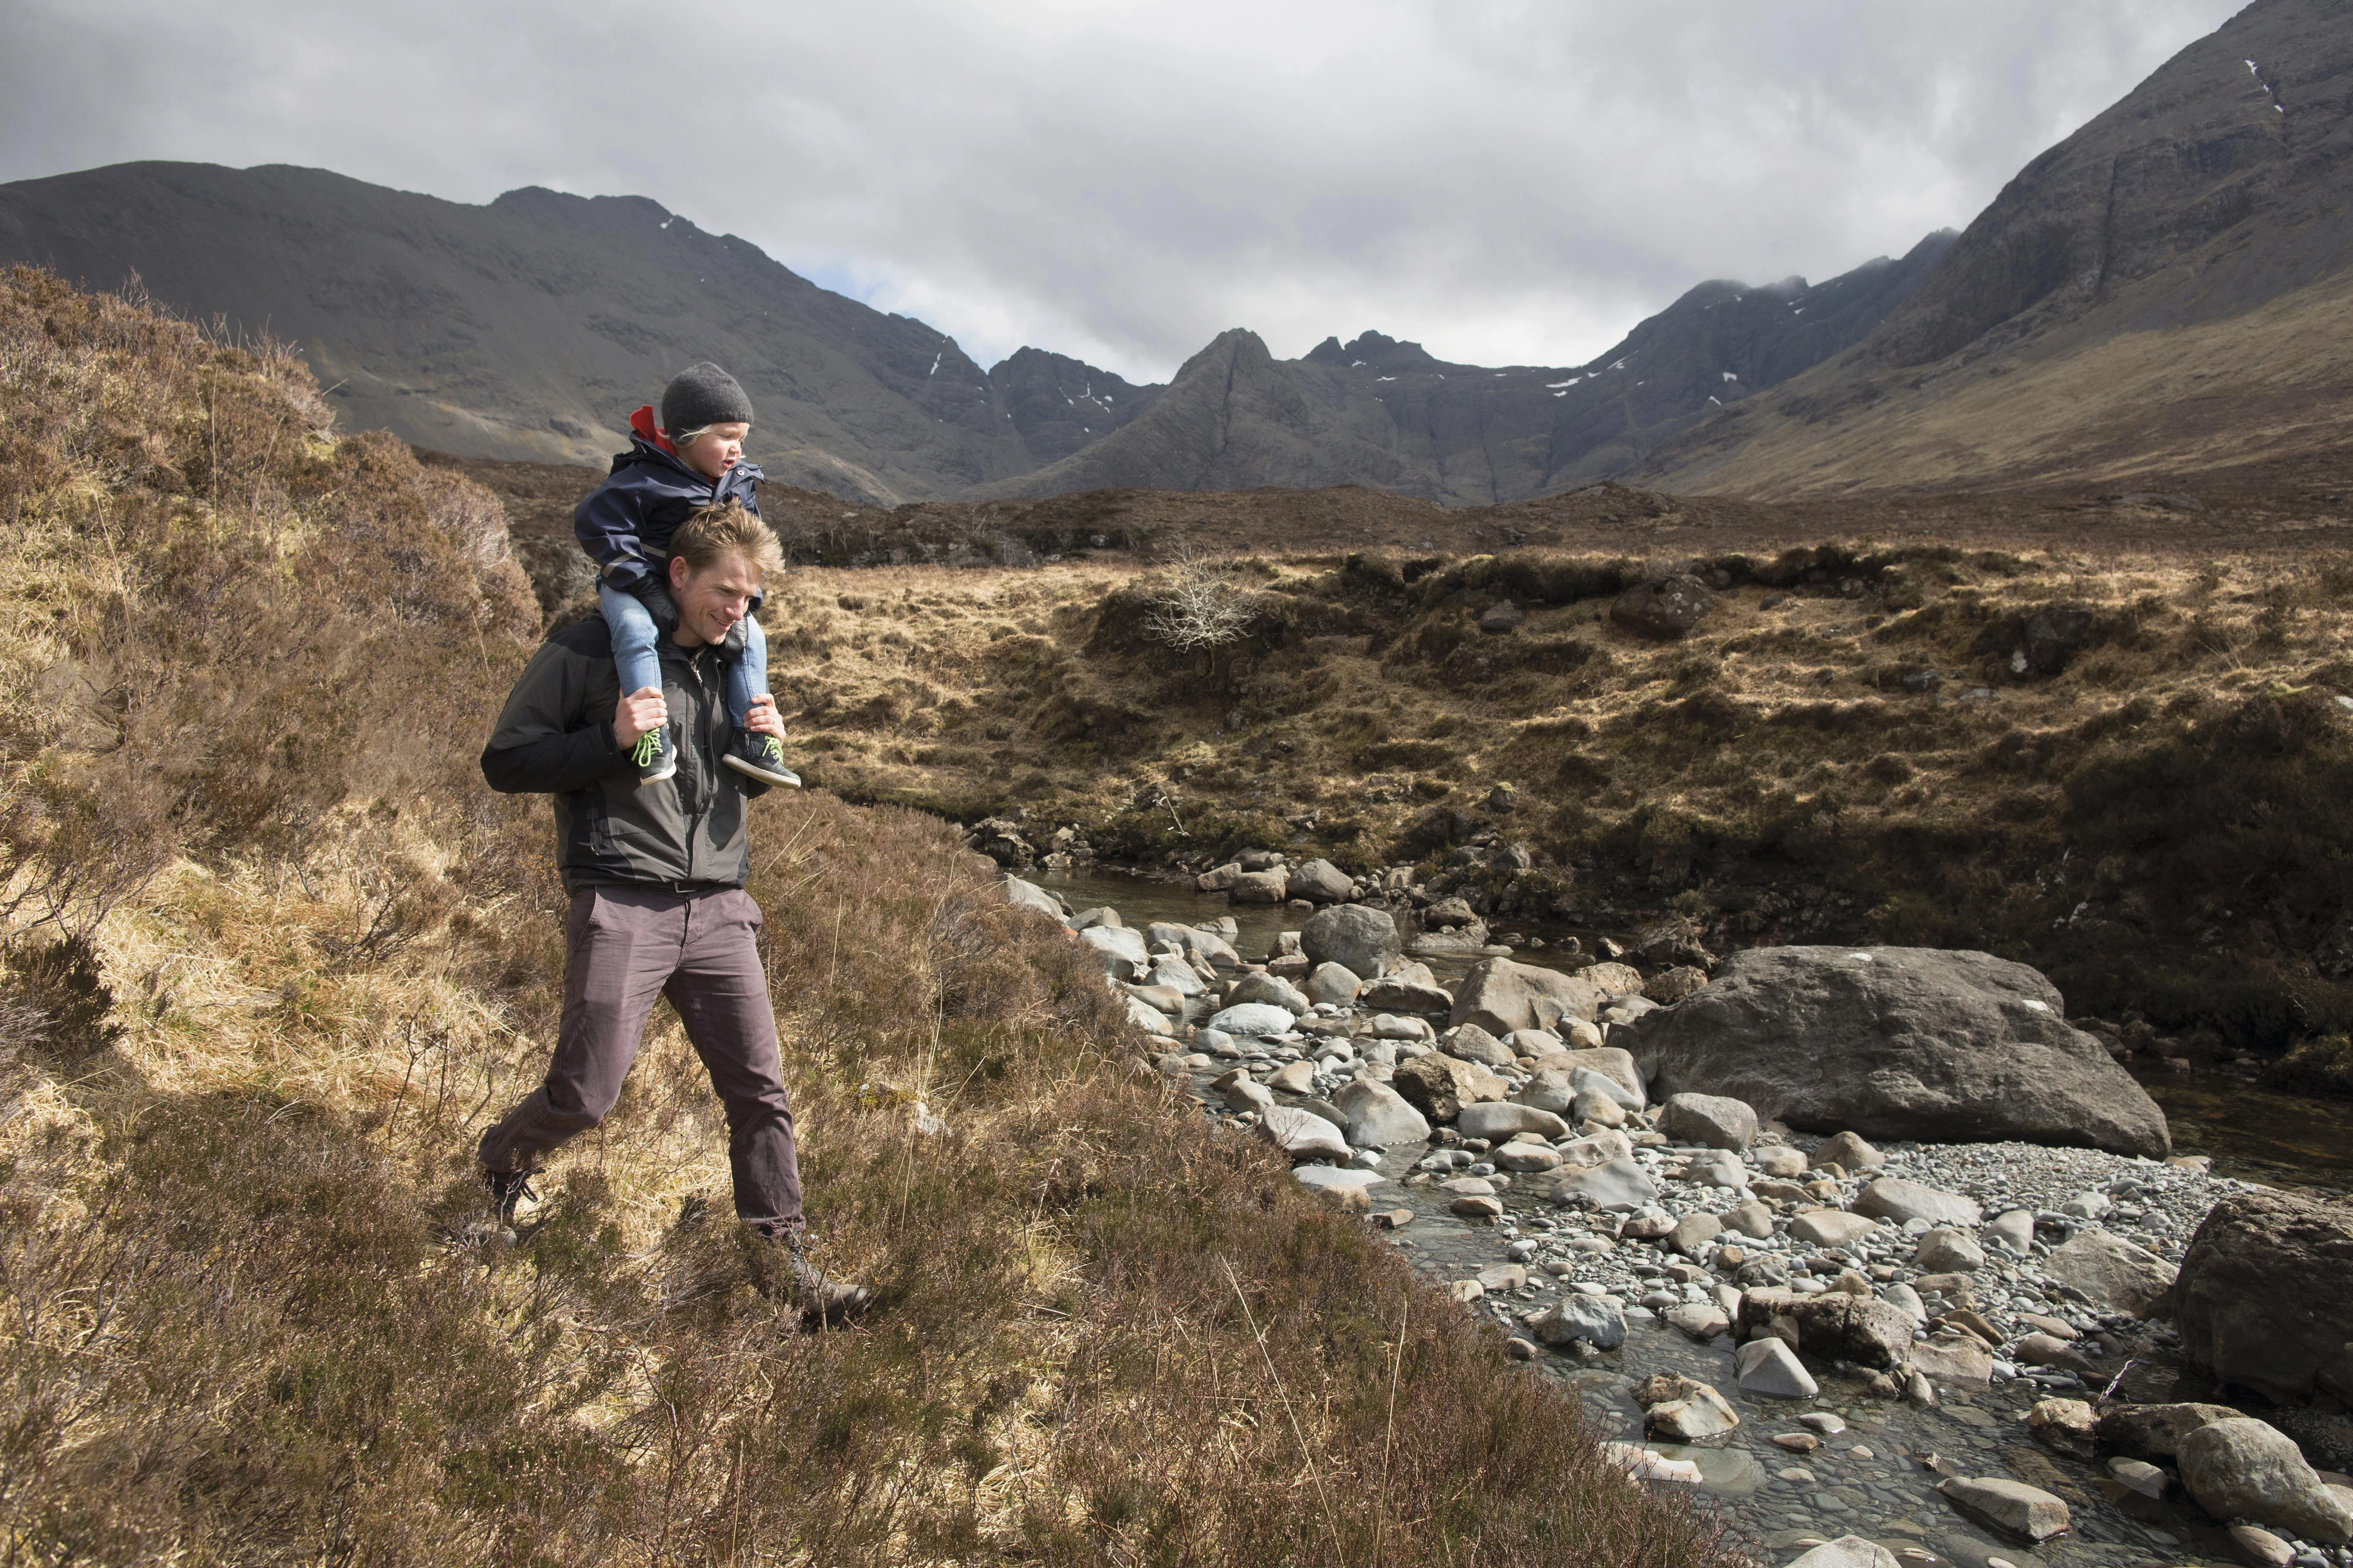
[762, 528, 2353, 1060]
[0, 269, 1737, 1563]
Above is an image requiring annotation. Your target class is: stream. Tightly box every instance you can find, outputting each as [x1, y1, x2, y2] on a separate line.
[1033, 864, 2353, 1196]
[1040, 864, 2353, 1564]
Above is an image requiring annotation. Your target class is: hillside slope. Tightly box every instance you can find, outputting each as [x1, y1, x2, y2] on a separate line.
[0, 269, 1731, 1566]
[1647, 0, 2353, 495]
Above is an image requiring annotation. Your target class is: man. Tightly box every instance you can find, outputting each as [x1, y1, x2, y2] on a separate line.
[475, 502, 866, 1322]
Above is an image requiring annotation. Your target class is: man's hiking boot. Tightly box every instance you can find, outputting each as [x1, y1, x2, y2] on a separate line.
[722, 731, 801, 789]
[751, 1226, 870, 1325]
[632, 723, 676, 785]
[483, 1168, 538, 1225]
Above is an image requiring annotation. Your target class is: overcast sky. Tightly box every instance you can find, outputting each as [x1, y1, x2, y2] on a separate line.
[2, 0, 2243, 383]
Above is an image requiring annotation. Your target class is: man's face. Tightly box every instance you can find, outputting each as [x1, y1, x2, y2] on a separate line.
[668, 551, 763, 647]
[677, 422, 749, 481]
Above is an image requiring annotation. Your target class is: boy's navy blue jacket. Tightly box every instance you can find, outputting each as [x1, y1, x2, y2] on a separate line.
[574, 435, 765, 596]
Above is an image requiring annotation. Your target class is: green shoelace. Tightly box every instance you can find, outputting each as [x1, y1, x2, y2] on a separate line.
[631, 728, 664, 767]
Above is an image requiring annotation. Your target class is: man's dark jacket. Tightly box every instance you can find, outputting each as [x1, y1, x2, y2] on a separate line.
[480, 614, 768, 893]
[573, 436, 765, 596]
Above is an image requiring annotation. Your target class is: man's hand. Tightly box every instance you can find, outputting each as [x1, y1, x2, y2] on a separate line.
[743, 693, 787, 742]
[613, 686, 668, 749]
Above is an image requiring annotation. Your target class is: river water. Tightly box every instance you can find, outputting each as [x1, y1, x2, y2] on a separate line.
[1033, 864, 2353, 1194]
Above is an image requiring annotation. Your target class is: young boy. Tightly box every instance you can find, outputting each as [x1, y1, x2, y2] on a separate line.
[574, 362, 799, 788]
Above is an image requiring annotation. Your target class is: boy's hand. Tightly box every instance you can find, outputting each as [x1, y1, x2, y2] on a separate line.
[744, 693, 787, 742]
[614, 686, 668, 748]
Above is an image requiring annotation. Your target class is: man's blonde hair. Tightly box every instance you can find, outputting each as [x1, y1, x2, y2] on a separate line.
[670, 500, 785, 580]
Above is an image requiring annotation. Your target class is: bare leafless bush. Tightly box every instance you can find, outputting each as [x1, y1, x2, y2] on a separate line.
[1141, 546, 1257, 651]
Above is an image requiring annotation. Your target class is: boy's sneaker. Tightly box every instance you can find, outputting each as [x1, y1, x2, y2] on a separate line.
[483, 1168, 538, 1225]
[632, 724, 676, 785]
[723, 731, 801, 788]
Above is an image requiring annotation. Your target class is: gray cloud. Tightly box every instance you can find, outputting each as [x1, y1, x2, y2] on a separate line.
[2, 0, 2243, 381]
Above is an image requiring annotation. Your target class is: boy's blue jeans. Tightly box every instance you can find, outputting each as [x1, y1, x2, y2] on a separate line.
[599, 581, 767, 729]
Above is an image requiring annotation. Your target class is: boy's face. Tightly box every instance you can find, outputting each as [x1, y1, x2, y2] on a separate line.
[677, 421, 749, 481]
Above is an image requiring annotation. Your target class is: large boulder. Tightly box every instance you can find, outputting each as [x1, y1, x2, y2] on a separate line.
[1392, 1053, 1507, 1123]
[1791, 1293, 1916, 1371]
[1079, 923, 1152, 979]
[1226, 972, 1312, 1017]
[1229, 868, 1289, 904]
[1736, 1286, 1913, 1369]
[2177, 1417, 2353, 1545]
[970, 819, 1036, 868]
[1659, 1092, 1756, 1151]
[1811, 1130, 1885, 1171]
[1853, 1178, 1981, 1229]
[1203, 1003, 1297, 1037]
[1438, 1024, 1519, 1068]
[1517, 1068, 1575, 1115]
[1551, 1130, 1634, 1170]
[1148, 922, 1242, 969]
[1001, 875, 1069, 921]
[2095, 1402, 2241, 1461]
[1936, 1476, 2071, 1543]
[1221, 1076, 1275, 1114]
[1146, 959, 1206, 996]
[1456, 1102, 1571, 1142]
[1286, 858, 1355, 903]
[1331, 1079, 1430, 1148]
[1300, 904, 1402, 979]
[1361, 975, 1455, 1012]
[1639, 1375, 1740, 1443]
[2173, 1188, 2353, 1404]
[1302, 962, 1363, 1006]
[1611, 575, 1715, 639]
[1528, 1295, 1625, 1349]
[1449, 957, 1608, 1036]
[1734, 1336, 1819, 1398]
[1560, 1047, 1645, 1106]
[1254, 1105, 1351, 1162]
[1548, 1157, 1659, 1212]
[1788, 1210, 1878, 1248]
[1785, 1539, 1898, 1568]
[1582, 961, 1647, 997]
[1619, 945, 2170, 1157]
[1914, 1227, 1985, 1273]
[1909, 1333, 1994, 1387]
[2041, 1228, 2178, 1318]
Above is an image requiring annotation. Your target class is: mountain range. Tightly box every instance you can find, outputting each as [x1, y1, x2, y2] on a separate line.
[0, 160, 1943, 506]
[3, 0, 2341, 503]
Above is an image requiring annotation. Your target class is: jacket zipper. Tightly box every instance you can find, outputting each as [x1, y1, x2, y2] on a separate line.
[682, 648, 717, 881]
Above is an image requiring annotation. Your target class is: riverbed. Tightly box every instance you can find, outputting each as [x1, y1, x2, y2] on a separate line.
[1035, 864, 2353, 1196]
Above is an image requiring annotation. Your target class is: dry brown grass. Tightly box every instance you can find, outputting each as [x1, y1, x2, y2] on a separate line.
[1649, 267, 2353, 499]
[0, 269, 1740, 1564]
[751, 533, 2353, 1056]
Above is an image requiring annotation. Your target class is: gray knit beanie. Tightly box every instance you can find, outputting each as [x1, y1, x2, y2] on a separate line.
[660, 362, 754, 434]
